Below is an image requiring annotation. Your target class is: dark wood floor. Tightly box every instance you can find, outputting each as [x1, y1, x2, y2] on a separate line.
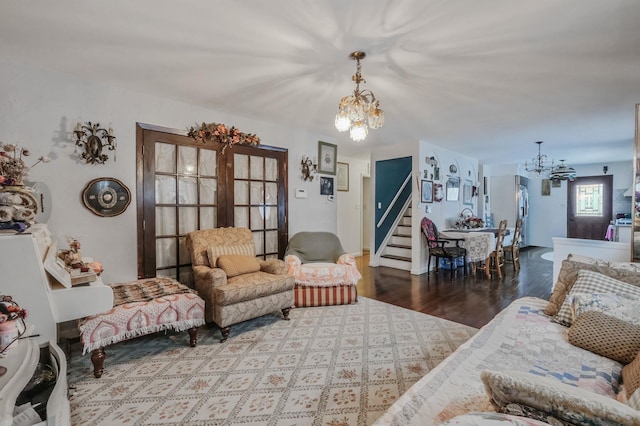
[355, 246, 554, 329]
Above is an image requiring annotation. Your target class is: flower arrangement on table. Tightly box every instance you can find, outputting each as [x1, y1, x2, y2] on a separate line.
[0, 141, 50, 187]
[455, 208, 484, 229]
[187, 122, 260, 154]
[463, 216, 484, 229]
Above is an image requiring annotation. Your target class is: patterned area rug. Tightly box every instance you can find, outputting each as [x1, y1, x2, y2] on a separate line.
[67, 297, 477, 425]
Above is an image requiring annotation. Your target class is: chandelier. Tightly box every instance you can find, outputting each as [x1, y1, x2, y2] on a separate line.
[334, 51, 384, 142]
[524, 141, 551, 175]
[550, 160, 577, 181]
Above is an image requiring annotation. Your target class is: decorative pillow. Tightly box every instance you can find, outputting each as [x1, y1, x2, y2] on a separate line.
[567, 253, 610, 266]
[609, 261, 640, 274]
[567, 310, 640, 364]
[207, 244, 255, 267]
[570, 292, 640, 324]
[545, 259, 640, 317]
[216, 254, 261, 278]
[623, 351, 640, 411]
[552, 270, 640, 327]
[480, 370, 640, 425]
[439, 412, 550, 425]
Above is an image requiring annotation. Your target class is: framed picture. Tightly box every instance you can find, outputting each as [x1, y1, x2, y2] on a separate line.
[446, 177, 460, 201]
[433, 183, 444, 202]
[81, 177, 131, 217]
[318, 141, 337, 175]
[463, 179, 473, 205]
[542, 178, 551, 196]
[337, 162, 349, 191]
[421, 180, 433, 203]
[320, 176, 334, 195]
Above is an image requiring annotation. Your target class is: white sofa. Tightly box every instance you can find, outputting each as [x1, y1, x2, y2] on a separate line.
[374, 255, 640, 425]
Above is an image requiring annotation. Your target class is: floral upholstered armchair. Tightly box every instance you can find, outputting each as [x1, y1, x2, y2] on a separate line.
[186, 227, 294, 342]
[284, 232, 361, 307]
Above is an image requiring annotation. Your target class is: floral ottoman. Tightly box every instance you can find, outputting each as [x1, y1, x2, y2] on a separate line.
[78, 277, 205, 378]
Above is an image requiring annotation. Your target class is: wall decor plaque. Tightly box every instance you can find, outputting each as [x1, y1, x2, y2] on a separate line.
[82, 177, 131, 217]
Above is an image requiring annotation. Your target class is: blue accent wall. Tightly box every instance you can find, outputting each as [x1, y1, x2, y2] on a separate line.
[375, 156, 412, 252]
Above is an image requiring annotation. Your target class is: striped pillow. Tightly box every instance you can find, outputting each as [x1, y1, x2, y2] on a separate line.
[207, 244, 255, 267]
[553, 269, 640, 327]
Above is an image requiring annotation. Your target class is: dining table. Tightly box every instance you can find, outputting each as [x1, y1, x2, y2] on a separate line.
[439, 228, 513, 273]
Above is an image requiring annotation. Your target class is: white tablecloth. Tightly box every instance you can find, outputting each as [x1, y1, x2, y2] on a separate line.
[440, 229, 514, 263]
[439, 230, 494, 262]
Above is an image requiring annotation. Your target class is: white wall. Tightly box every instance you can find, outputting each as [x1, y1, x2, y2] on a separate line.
[415, 142, 479, 274]
[336, 156, 369, 256]
[489, 160, 633, 247]
[0, 59, 338, 285]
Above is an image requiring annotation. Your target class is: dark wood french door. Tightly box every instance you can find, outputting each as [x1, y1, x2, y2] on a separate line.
[136, 123, 288, 284]
[567, 175, 613, 240]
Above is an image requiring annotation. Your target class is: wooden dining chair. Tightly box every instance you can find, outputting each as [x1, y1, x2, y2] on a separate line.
[421, 217, 467, 281]
[504, 218, 523, 271]
[484, 219, 508, 278]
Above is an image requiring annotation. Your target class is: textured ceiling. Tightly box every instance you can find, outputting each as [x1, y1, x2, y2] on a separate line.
[1, 0, 640, 165]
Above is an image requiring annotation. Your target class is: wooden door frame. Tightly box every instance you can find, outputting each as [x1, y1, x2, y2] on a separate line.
[135, 122, 288, 279]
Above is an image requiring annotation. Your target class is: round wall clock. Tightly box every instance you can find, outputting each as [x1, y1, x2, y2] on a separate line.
[82, 177, 131, 217]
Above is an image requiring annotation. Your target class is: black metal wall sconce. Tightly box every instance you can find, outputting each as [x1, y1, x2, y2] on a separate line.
[301, 156, 318, 181]
[74, 121, 116, 164]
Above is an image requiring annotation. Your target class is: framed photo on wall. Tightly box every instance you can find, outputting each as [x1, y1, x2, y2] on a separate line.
[433, 183, 444, 202]
[446, 177, 460, 201]
[320, 176, 334, 195]
[463, 179, 473, 205]
[542, 178, 551, 195]
[318, 141, 337, 175]
[337, 162, 349, 191]
[421, 180, 433, 203]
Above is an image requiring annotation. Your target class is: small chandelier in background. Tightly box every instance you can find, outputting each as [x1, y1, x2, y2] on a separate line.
[524, 141, 552, 175]
[550, 160, 577, 181]
[334, 51, 384, 142]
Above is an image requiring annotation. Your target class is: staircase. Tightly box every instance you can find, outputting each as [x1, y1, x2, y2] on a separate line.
[378, 206, 412, 271]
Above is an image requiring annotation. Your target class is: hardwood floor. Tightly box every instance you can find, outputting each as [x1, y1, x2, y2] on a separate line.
[355, 246, 554, 329]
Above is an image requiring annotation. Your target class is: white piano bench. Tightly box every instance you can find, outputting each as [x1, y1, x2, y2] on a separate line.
[77, 277, 206, 378]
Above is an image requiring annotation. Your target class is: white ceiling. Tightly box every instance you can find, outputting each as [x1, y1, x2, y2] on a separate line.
[2, 0, 640, 165]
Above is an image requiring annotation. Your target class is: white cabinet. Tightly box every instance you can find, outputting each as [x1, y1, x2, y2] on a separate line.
[617, 225, 632, 244]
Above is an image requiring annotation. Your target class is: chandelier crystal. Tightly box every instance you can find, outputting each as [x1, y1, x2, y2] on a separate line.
[335, 51, 384, 142]
[525, 141, 552, 176]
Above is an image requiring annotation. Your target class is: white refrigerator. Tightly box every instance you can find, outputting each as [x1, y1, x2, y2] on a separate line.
[490, 175, 529, 247]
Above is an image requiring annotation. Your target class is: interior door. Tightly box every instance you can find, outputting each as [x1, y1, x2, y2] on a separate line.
[567, 175, 613, 240]
[136, 123, 288, 284]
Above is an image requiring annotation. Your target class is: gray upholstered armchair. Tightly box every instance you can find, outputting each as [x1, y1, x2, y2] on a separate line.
[186, 227, 294, 342]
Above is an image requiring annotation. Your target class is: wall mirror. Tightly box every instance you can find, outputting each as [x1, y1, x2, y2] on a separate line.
[446, 177, 460, 201]
[634, 103, 640, 262]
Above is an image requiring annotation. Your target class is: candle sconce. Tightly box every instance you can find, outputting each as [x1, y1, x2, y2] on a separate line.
[301, 156, 318, 182]
[74, 121, 116, 164]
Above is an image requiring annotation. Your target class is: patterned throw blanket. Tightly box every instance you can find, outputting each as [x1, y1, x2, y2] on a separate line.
[111, 277, 193, 307]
